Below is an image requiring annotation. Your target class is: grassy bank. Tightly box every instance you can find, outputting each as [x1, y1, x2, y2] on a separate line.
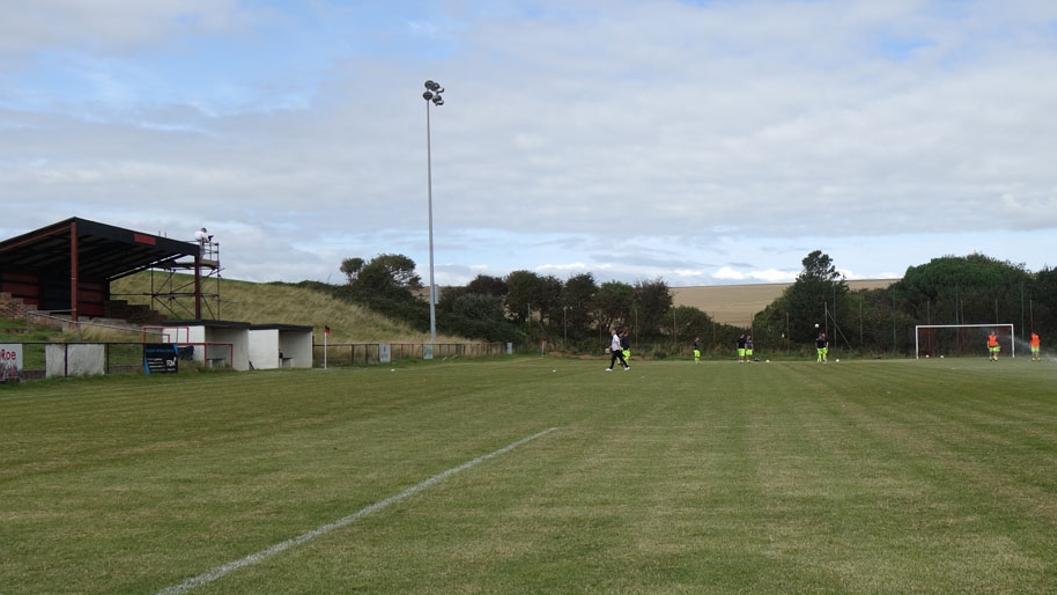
[109, 272, 467, 344]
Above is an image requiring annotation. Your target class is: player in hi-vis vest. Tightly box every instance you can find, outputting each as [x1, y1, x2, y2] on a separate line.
[815, 332, 829, 363]
[987, 331, 1000, 361]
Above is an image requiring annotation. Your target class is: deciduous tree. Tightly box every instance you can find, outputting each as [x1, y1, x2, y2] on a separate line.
[504, 270, 540, 323]
[633, 277, 673, 338]
[561, 273, 598, 340]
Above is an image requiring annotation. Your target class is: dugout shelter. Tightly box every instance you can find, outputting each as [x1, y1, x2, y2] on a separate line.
[0, 217, 213, 321]
[144, 321, 313, 372]
[249, 323, 314, 369]
[151, 320, 252, 371]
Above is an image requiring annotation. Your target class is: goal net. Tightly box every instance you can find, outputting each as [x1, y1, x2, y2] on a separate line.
[915, 323, 1015, 359]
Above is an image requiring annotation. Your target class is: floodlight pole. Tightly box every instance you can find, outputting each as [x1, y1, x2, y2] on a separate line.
[425, 98, 436, 342]
[423, 80, 445, 342]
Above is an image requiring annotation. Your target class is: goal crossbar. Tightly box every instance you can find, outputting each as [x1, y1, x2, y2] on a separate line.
[914, 323, 1015, 359]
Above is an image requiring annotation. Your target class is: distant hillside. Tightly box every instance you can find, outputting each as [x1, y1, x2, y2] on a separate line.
[672, 279, 899, 327]
[109, 273, 467, 344]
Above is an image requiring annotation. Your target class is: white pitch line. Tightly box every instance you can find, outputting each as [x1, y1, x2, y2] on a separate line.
[156, 427, 558, 595]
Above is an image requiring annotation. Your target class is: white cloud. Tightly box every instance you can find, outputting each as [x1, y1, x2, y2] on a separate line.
[1001, 191, 1057, 229]
[2, 0, 1056, 286]
[0, 0, 253, 58]
[714, 267, 797, 284]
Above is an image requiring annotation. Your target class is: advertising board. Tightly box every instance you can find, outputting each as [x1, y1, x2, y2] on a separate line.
[143, 343, 179, 374]
[0, 344, 23, 382]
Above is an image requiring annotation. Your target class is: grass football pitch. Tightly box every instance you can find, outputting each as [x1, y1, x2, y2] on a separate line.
[2, 356, 1056, 594]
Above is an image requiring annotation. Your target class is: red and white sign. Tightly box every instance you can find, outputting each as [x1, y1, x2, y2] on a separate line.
[0, 344, 23, 382]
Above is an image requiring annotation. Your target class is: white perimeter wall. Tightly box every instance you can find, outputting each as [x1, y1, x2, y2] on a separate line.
[46, 344, 105, 378]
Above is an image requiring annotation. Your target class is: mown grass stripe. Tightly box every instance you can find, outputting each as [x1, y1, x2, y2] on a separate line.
[155, 427, 558, 595]
[5, 358, 1056, 594]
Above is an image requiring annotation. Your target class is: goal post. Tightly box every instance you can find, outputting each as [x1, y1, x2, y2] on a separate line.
[914, 323, 1015, 359]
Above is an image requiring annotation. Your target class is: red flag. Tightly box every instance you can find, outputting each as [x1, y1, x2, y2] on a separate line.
[324, 326, 330, 335]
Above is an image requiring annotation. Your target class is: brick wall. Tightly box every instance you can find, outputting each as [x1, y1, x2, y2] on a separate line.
[0, 293, 29, 319]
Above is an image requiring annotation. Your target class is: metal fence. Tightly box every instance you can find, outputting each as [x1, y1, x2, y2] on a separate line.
[314, 342, 508, 367]
[3, 341, 513, 382]
[9, 341, 146, 381]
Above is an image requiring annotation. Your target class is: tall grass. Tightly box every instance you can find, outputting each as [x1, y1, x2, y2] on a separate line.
[2, 356, 1055, 594]
[109, 272, 467, 344]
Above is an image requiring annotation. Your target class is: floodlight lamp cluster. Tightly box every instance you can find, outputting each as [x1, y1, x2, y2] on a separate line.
[422, 80, 444, 106]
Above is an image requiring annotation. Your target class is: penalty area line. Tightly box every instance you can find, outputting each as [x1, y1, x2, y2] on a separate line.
[156, 427, 559, 595]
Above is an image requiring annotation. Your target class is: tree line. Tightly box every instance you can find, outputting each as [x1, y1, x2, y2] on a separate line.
[289, 251, 1055, 358]
[755, 251, 1055, 356]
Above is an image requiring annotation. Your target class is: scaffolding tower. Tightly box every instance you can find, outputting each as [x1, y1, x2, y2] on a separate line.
[139, 239, 223, 320]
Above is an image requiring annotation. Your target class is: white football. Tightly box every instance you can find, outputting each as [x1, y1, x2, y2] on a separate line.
[835, 359, 840, 362]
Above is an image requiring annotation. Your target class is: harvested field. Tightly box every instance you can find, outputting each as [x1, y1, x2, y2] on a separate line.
[672, 278, 899, 326]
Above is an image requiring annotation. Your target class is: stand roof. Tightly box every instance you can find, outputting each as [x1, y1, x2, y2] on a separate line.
[0, 217, 198, 281]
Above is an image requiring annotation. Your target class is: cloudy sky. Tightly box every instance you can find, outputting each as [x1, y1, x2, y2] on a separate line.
[2, 0, 1055, 288]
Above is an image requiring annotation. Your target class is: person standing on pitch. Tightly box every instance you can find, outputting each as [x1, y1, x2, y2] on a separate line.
[815, 332, 829, 363]
[693, 337, 701, 364]
[987, 330, 1000, 361]
[745, 334, 754, 363]
[606, 329, 629, 371]
[736, 333, 747, 363]
[1030, 332, 1041, 361]
[620, 331, 631, 363]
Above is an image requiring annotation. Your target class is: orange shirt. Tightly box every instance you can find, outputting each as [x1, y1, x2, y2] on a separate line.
[987, 334, 999, 347]
[1031, 334, 1040, 347]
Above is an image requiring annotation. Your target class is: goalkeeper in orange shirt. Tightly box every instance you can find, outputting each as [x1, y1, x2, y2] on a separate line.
[987, 331, 1000, 361]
